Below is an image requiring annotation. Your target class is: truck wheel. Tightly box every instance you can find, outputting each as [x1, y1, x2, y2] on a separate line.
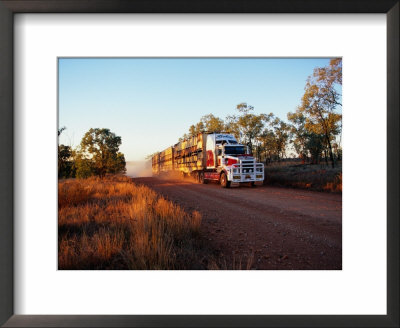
[250, 181, 256, 187]
[220, 172, 230, 188]
[199, 172, 206, 184]
[203, 172, 208, 184]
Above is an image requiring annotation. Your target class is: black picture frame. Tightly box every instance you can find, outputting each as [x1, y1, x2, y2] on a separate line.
[0, 1, 398, 327]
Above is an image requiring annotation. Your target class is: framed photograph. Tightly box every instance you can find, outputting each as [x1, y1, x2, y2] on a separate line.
[1, 0, 398, 327]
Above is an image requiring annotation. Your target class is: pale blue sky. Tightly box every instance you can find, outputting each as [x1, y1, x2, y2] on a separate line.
[58, 58, 334, 161]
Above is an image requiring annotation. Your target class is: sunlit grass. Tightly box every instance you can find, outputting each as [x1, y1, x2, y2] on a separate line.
[58, 175, 203, 269]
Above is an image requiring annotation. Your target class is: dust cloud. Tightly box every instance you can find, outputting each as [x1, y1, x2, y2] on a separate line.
[125, 161, 152, 178]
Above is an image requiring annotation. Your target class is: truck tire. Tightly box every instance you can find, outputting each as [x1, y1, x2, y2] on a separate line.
[220, 172, 230, 188]
[199, 171, 206, 184]
[203, 172, 209, 184]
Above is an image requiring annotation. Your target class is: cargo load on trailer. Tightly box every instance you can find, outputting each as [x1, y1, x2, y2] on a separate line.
[152, 132, 264, 188]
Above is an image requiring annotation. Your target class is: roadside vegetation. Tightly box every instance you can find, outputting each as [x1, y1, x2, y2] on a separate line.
[264, 161, 342, 193]
[58, 175, 204, 269]
[58, 128, 126, 179]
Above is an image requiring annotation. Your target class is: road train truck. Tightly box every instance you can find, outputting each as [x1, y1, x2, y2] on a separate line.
[151, 132, 264, 188]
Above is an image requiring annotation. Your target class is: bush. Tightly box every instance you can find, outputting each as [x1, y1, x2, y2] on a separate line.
[264, 163, 342, 192]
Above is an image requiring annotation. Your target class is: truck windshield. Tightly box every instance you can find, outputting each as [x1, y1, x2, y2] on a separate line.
[224, 146, 245, 155]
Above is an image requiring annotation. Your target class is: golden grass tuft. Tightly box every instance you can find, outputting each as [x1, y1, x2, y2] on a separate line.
[58, 176, 203, 269]
[323, 172, 342, 192]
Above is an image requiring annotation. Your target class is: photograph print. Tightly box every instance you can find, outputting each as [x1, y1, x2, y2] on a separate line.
[58, 58, 342, 270]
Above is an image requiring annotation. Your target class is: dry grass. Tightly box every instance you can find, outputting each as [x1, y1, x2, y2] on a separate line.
[58, 175, 203, 270]
[264, 163, 342, 193]
[207, 252, 255, 270]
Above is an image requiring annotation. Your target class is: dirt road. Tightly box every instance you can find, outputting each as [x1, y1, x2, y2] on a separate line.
[133, 177, 342, 270]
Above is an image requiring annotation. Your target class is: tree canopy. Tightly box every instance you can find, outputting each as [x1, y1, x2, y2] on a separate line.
[58, 127, 74, 178]
[225, 103, 268, 152]
[79, 128, 126, 178]
[58, 127, 126, 179]
[177, 59, 342, 166]
[289, 58, 342, 167]
[186, 113, 225, 138]
[258, 115, 290, 162]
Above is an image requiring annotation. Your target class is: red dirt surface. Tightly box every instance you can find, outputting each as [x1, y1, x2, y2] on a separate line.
[133, 177, 342, 270]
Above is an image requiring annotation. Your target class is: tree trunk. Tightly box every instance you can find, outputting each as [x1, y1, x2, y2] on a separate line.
[325, 134, 335, 168]
[318, 110, 335, 168]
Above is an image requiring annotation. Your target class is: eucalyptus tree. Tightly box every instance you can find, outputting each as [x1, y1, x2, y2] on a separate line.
[294, 59, 342, 167]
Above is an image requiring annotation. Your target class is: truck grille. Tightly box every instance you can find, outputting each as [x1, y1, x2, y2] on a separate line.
[237, 160, 255, 173]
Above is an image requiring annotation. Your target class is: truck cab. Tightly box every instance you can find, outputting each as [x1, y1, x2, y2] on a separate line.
[205, 133, 264, 187]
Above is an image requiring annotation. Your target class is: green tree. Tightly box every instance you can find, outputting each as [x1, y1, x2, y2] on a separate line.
[186, 114, 224, 138]
[114, 152, 127, 174]
[258, 130, 276, 163]
[270, 116, 290, 161]
[200, 114, 225, 133]
[226, 103, 267, 156]
[224, 114, 240, 140]
[58, 126, 74, 178]
[188, 121, 205, 137]
[287, 111, 327, 164]
[79, 128, 126, 178]
[74, 151, 94, 179]
[296, 58, 342, 167]
[259, 114, 290, 163]
[287, 111, 309, 161]
[305, 133, 325, 164]
[58, 144, 74, 178]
